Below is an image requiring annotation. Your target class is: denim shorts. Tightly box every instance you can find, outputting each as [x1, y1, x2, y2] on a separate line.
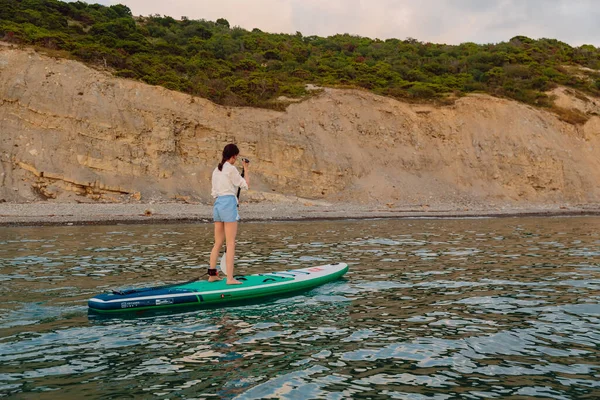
[213, 195, 239, 222]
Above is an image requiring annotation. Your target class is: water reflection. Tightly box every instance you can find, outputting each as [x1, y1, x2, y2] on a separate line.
[0, 217, 599, 398]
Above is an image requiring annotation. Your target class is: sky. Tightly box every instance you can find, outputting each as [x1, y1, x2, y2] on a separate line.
[87, 0, 600, 47]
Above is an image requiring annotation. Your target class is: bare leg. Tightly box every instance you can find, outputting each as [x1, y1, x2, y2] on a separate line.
[208, 222, 224, 282]
[224, 221, 242, 285]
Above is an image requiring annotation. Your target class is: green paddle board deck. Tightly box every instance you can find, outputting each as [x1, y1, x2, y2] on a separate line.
[88, 262, 349, 313]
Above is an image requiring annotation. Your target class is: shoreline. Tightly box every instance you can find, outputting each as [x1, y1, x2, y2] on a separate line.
[1, 202, 599, 227]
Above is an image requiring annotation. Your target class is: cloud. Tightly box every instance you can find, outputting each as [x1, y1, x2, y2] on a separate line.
[93, 0, 599, 46]
[99, 0, 295, 33]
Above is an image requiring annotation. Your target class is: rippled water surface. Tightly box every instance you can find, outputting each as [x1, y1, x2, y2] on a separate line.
[1, 217, 599, 399]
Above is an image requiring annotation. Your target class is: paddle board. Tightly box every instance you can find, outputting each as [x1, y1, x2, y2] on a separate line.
[88, 262, 348, 313]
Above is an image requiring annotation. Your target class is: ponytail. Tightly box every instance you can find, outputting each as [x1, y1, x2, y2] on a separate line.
[217, 156, 227, 171]
[218, 143, 240, 171]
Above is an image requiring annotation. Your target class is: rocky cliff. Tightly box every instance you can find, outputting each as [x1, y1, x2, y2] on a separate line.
[1, 45, 599, 207]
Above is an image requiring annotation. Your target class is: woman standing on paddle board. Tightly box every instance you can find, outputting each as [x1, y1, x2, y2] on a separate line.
[208, 144, 249, 285]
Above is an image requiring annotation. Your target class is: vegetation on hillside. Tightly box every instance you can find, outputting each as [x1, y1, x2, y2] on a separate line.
[1, 0, 599, 113]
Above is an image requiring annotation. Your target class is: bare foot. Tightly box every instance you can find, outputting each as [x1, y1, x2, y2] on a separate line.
[226, 279, 243, 285]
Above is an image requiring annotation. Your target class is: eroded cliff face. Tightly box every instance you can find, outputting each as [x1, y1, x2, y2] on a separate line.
[1, 45, 599, 206]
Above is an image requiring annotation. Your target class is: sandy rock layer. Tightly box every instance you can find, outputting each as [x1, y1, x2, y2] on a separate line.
[1, 46, 599, 208]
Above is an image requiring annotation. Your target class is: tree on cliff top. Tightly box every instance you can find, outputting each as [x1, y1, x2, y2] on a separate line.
[1, 0, 599, 112]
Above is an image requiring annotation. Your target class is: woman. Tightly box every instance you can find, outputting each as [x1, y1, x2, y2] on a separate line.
[208, 144, 249, 285]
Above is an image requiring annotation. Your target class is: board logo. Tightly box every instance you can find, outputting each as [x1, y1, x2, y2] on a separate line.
[121, 301, 141, 308]
[156, 298, 174, 305]
[308, 267, 324, 272]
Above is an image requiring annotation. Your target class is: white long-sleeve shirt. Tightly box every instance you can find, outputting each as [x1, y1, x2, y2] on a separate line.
[211, 161, 248, 199]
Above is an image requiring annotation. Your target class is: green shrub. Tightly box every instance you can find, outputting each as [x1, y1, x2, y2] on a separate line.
[1, 0, 598, 109]
[408, 83, 437, 98]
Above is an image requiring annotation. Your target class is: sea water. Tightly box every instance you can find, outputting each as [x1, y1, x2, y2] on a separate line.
[1, 217, 599, 399]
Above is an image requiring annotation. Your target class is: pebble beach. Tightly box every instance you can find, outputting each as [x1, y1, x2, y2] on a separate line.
[1, 202, 599, 226]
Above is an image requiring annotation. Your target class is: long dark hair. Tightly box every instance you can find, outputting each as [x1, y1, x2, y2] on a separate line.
[218, 144, 240, 171]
